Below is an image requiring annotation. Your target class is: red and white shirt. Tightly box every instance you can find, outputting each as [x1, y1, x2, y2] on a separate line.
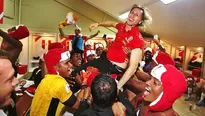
[107, 23, 144, 63]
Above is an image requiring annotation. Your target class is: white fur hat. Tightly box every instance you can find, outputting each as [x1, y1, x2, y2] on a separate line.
[86, 50, 96, 57]
[144, 47, 152, 53]
[95, 43, 104, 49]
[85, 41, 92, 46]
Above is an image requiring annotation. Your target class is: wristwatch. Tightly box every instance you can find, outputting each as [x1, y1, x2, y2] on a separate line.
[80, 98, 88, 102]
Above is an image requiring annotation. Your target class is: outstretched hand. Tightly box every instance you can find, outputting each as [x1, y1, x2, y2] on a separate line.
[89, 23, 99, 32]
[58, 20, 69, 28]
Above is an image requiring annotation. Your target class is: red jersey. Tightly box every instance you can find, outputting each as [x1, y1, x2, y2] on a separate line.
[107, 23, 144, 63]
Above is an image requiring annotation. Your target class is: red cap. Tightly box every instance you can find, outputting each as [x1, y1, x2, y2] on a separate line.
[44, 48, 70, 74]
[152, 51, 175, 66]
[149, 64, 187, 111]
[8, 25, 29, 40]
[48, 42, 64, 50]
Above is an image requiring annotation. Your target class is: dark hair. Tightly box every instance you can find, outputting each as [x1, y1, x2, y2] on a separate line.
[0, 49, 11, 61]
[75, 29, 81, 32]
[130, 4, 152, 26]
[91, 73, 117, 108]
[70, 49, 83, 58]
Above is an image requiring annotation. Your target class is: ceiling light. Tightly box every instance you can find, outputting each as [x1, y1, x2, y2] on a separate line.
[180, 46, 184, 49]
[118, 11, 129, 19]
[197, 47, 202, 51]
[160, 0, 177, 4]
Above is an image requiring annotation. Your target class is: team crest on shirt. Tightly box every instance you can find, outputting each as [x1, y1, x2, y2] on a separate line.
[65, 84, 71, 93]
[125, 36, 133, 44]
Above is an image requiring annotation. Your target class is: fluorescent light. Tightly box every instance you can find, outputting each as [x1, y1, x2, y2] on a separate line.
[180, 46, 184, 49]
[118, 11, 129, 19]
[160, 0, 177, 4]
[197, 47, 202, 51]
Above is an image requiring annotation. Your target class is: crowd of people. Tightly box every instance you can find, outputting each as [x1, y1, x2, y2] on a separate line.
[0, 4, 189, 116]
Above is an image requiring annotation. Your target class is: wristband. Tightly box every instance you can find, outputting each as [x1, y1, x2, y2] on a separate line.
[81, 85, 88, 89]
[80, 98, 88, 102]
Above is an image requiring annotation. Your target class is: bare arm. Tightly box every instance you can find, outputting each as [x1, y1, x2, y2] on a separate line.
[0, 29, 22, 49]
[153, 39, 165, 52]
[89, 21, 118, 31]
[58, 28, 70, 38]
[125, 78, 146, 94]
[136, 70, 151, 82]
[117, 48, 142, 89]
[87, 30, 100, 40]
[0, 29, 23, 64]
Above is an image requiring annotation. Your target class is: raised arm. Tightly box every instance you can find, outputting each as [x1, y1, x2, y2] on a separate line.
[0, 29, 22, 49]
[117, 48, 142, 89]
[153, 35, 165, 52]
[58, 28, 70, 38]
[87, 30, 100, 40]
[89, 21, 117, 31]
[0, 29, 23, 64]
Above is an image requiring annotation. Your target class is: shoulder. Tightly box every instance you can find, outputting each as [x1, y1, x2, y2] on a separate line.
[116, 22, 125, 29]
[46, 74, 67, 85]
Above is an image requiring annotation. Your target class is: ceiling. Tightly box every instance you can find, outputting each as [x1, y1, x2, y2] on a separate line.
[84, 0, 205, 47]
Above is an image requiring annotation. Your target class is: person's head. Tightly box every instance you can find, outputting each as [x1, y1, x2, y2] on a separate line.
[143, 64, 187, 111]
[144, 51, 175, 73]
[70, 50, 83, 68]
[0, 50, 19, 109]
[95, 43, 104, 56]
[86, 50, 96, 62]
[91, 73, 117, 108]
[186, 76, 195, 88]
[44, 48, 73, 78]
[127, 4, 152, 27]
[75, 29, 81, 36]
[144, 47, 153, 63]
[85, 41, 92, 50]
[8, 24, 30, 40]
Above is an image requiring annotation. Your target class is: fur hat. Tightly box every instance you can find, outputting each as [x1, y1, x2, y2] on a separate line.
[85, 41, 92, 46]
[86, 50, 96, 57]
[144, 47, 153, 53]
[8, 24, 29, 40]
[95, 43, 104, 50]
[48, 42, 64, 50]
[44, 48, 70, 74]
[149, 64, 187, 111]
[152, 51, 175, 66]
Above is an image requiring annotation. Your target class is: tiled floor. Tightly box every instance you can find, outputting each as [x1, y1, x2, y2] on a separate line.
[174, 95, 205, 116]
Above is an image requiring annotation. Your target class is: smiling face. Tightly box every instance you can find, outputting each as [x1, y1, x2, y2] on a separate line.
[144, 51, 152, 63]
[143, 77, 163, 103]
[126, 7, 143, 26]
[0, 59, 19, 108]
[70, 53, 82, 68]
